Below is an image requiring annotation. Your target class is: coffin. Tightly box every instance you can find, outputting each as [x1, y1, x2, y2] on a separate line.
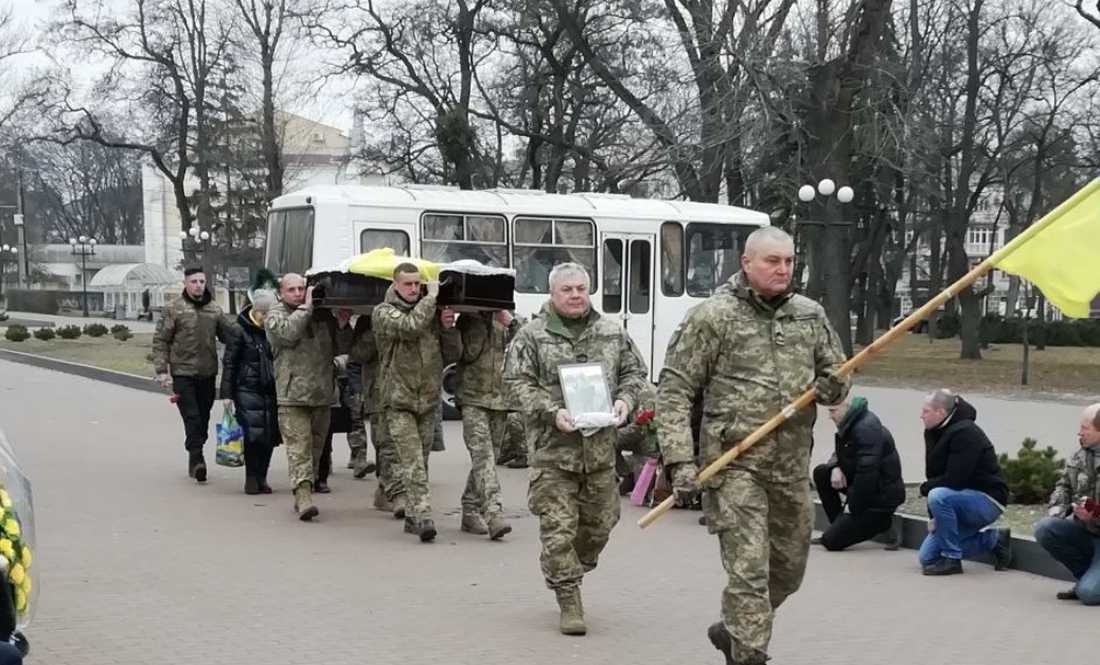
[306, 250, 516, 313]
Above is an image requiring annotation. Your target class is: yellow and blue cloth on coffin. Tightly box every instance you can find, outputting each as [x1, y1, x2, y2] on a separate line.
[344, 248, 441, 282]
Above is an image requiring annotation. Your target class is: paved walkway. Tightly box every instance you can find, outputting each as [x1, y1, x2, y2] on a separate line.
[0, 360, 1092, 665]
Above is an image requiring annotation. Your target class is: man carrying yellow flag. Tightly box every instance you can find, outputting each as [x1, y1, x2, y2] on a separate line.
[993, 178, 1100, 319]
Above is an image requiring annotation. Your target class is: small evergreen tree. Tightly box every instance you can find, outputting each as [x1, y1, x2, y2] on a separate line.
[998, 438, 1064, 505]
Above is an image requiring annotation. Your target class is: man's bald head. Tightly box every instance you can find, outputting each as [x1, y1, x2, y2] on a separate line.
[1080, 404, 1100, 448]
[280, 273, 308, 307]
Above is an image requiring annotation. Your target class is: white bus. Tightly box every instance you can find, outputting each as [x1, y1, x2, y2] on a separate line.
[264, 184, 770, 410]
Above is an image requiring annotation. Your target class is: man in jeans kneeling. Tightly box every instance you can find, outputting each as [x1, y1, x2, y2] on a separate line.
[1034, 403, 1100, 604]
[917, 389, 1013, 576]
[812, 395, 905, 551]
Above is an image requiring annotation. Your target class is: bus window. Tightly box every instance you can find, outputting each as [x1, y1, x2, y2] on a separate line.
[514, 217, 597, 294]
[602, 239, 623, 313]
[660, 222, 684, 296]
[265, 207, 315, 275]
[360, 229, 410, 255]
[421, 213, 508, 267]
[628, 240, 651, 314]
[685, 223, 757, 297]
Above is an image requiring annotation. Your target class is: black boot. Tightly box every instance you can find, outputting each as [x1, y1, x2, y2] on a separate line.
[922, 557, 963, 576]
[188, 451, 207, 483]
[244, 476, 260, 495]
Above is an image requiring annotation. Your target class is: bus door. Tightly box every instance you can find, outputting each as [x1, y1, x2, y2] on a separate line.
[600, 233, 656, 376]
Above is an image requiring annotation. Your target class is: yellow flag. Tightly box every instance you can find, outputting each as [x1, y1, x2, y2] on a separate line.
[992, 178, 1100, 319]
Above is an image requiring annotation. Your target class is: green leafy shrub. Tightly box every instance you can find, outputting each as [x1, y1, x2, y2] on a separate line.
[83, 323, 108, 337]
[112, 328, 133, 342]
[56, 325, 82, 340]
[31, 327, 55, 341]
[3, 325, 29, 342]
[998, 438, 1064, 505]
[110, 324, 130, 335]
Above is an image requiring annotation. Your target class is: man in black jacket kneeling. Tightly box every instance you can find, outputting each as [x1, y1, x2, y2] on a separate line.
[812, 395, 905, 551]
[917, 389, 1012, 576]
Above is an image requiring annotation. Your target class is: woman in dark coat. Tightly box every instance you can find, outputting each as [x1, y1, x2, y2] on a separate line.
[220, 289, 281, 494]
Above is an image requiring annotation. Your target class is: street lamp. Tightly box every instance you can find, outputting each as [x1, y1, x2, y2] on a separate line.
[179, 225, 211, 262]
[70, 235, 97, 318]
[0, 244, 17, 298]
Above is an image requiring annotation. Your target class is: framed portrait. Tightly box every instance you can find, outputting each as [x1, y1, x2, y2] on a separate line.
[558, 362, 613, 415]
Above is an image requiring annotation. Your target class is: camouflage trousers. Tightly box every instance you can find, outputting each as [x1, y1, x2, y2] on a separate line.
[498, 412, 527, 462]
[387, 407, 436, 521]
[369, 411, 403, 499]
[527, 466, 621, 591]
[347, 394, 368, 456]
[277, 405, 331, 488]
[703, 467, 813, 663]
[459, 406, 505, 516]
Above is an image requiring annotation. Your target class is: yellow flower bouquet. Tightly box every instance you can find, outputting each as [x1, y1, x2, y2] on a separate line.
[0, 428, 36, 632]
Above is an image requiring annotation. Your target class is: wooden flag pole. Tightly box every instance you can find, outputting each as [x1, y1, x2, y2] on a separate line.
[637, 178, 1100, 530]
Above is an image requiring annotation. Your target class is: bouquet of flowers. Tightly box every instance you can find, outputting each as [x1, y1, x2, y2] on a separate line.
[635, 409, 658, 446]
[0, 428, 36, 630]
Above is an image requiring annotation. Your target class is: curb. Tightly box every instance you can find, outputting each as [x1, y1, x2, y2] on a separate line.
[813, 500, 1073, 582]
[0, 348, 165, 395]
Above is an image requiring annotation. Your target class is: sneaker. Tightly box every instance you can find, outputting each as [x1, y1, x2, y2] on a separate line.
[992, 527, 1013, 571]
[922, 557, 963, 576]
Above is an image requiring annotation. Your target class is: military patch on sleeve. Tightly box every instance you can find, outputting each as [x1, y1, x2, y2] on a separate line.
[389, 309, 402, 319]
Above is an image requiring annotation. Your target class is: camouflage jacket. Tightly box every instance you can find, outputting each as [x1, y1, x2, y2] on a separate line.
[348, 315, 383, 415]
[373, 287, 463, 415]
[503, 300, 649, 474]
[1049, 445, 1100, 536]
[151, 290, 231, 378]
[616, 380, 659, 457]
[657, 271, 849, 483]
[454, 311, 521, 410]
[265, 301, 353, 407]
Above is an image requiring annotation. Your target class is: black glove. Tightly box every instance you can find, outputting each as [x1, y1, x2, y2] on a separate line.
[814, 372, 847, 404]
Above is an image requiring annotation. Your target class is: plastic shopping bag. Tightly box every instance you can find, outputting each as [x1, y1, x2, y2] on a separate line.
[215, 408, 245, 468]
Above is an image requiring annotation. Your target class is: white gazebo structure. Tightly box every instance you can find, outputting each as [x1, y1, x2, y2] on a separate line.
[89, 263, 181, 319]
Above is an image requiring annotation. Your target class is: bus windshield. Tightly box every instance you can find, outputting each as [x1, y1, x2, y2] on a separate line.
[265, 207, 315, 275]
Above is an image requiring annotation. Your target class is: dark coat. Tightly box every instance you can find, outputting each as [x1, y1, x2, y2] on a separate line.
[832, 399, 905, 514]
[919, 397, 1008, 505]
[220, 307, 281, 449]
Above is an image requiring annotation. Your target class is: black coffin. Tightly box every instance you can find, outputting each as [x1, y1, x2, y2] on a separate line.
[308, 269, 516, 313]
[438, 270, 516, 312]
[308, 272, 390, 311]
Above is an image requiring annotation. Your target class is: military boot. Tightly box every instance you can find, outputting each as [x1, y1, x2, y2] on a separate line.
[486, 513, 512, 541]
[404, 517, 437, 542]
[555, 588, 586, 635]
[373, 486, 392, 511]
[294, 482, 319, 521]
[461, 513, 488, 535]
[708, 622, 736, 665]
[391, 494, 407, 519]
[505, 456, 528, 469]
[353, 451, 375, 479]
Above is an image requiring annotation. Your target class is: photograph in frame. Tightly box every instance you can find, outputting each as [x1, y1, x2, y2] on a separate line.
[558, 362, 613, 415]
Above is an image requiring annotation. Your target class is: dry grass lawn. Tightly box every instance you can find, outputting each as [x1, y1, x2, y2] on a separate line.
[0, 332, 156, 377]
[852, 332, 1100, 398]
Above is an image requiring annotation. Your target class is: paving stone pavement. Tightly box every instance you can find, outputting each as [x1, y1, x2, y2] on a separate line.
[0, 359, 1093, 665]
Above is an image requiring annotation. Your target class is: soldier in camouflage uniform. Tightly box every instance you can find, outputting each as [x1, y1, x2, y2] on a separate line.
[503, 262, 648, 635]
[373, 263, 463, 542]
[657, 227, 849, 664]
[152, 266, 232, 483]
[349, 314, 405, 516]
[497, 412, 528, 468]
[344, 361, 374, 477]
[454, 309, 522, 540]
[1034, 403, 1100, 604]
[265, 273, 353, 521]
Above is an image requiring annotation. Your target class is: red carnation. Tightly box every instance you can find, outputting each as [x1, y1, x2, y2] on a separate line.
[635, 409, 655, 427]
[1086, 497, 1100, 517]
[169, 394, 180, 404]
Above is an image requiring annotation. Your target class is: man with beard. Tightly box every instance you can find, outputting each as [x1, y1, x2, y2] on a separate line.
[153, 266, 232, 483]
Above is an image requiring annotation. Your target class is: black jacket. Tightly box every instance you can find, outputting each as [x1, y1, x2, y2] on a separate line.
[832, 400, 905, 514]
[220, 307, 281, 448]
[919, 397, 1008, 505]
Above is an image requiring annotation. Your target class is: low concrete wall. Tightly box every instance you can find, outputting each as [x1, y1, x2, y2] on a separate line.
[813, 500, 1073, 582]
